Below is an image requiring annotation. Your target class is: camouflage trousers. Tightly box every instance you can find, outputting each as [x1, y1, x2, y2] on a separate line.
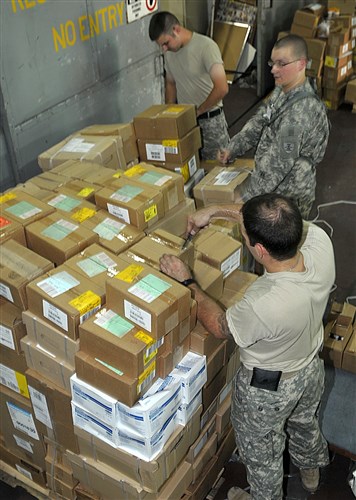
[198, 110, 230, 160]
[230, 356, 329, 500]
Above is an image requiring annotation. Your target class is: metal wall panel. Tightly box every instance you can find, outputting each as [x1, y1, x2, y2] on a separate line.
[1, 0, 162, 191]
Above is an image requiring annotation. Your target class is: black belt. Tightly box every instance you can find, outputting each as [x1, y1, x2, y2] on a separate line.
[198, 108, 223, 120]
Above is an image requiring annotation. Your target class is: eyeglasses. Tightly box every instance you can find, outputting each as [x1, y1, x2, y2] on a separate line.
[268, 59, 301, 68]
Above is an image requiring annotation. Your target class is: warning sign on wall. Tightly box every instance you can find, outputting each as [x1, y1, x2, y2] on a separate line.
[126, 0, 158, 23]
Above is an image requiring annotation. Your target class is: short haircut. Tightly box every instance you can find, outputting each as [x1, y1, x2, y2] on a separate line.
[149, 12, 180, 41]
[273, 34, 308, 60]
[241, 193, 303, 260]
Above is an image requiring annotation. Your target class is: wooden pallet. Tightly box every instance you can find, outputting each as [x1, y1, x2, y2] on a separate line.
[0, 460, 50, 500]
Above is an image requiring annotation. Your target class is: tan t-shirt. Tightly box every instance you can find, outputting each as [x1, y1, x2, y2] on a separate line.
[226, 223, 335, 372]
[165, 32, 224, 108]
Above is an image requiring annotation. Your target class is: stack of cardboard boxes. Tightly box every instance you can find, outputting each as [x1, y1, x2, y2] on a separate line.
[280, 1, 356, 109]
[0, 107, 260, 498]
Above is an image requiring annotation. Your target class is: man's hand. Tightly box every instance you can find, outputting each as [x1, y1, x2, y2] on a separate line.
[159, 254, 192, 283]
[217, 148, 231, 164]
[186, 206, 218, 237]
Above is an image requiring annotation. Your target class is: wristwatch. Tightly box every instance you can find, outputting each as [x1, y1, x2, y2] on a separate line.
[180, 278, 196, 287]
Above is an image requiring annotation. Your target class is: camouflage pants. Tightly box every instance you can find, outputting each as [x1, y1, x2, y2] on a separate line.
[230, 356, 329, 500]
[198, 110, 230, 160]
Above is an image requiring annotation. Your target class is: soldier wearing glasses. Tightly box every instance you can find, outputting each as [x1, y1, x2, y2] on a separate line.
[218, 35, 329, 219]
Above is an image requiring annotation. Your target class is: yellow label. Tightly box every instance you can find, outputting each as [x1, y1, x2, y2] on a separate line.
[71, 207, 96, 222]
[324, 56, 336, 68]
[137, 361, 156, 394]
[135, 331, 154, 346]
[77, 187, 95, 197]
[166, 106, 185, 114]
[16, 372, 30, 399]
[115, 264, 144, 283]
[69, 290, 101, 315]
[162, 140, 178, 147]
[144, 204, 157, 222]
[113, 171, 123, 178]
[144, 348, 158, 366]
[180, 162, 190, 183]
[124, 165, 146, 177]
[0, 192, 17, 204]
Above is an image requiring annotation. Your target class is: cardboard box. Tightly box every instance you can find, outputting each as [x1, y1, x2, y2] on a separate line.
[193, 259, 223, 300]
[0, 239, 54, 310]
[194, 229, 242, 278]
[43, 190, 98, 221]
[170, 351, 207, 404]
[73, 406, 201, 493]
[305, 37, 326, 60]
[78, 307, 164, 379]
[122, 162, 185, 212]
[219, 268, 258, 309]
[202, 364, 227, 411]
[0, 214, 26, 245]
[0, 445, 47, 487]
[25, 212, 99, 266]
[27, 171, 70, 192]
[26, 267, 105, 340]
[306, 57, 324, 78]
[9, 182, 54, 202]
[0, 385, 46, 468]
[190, 432, 218, 484]
[325, 38, 355, 58]
[123, 229, 194, 271]
[321, 303, 355, 368]
[327, 0, 356, 16]
[45, 440, 77, 486]
[290, 23, 317, 39]
[345, 78, 356, 103]
[226, 346, 241, 384]
[50, 159, 119, 185]
[133, 104, 197, 140]
[137, 126, 202, 164]
[21, 336, 74, 392]
[325, 51, 353, 69]
[0, 299, 27, 354]
[327, 28, 350, 48]
[206, 341, 226, 386]
[38, 133, 127, 171]
[149, 151, 200, 183]
[22, 310, 79, 365]
[193, 166, 250, 207]
[74, 350, 157, 406]
[322, 82, 348, 110]
[0, 191, 55, 226]
[189, 321, 222, 358]
[292, 8, 322, 30]
[342, 327, 356, 373]
[0, 346, 29, 397]
[53, 179, 103, 204]
[145, 197, 196, 237]
[323, 56, 353, 88]
[106, 259, 191, 337]
[79, 123, 139, 165]
[80, 209, 144, 255]
[95, 180, 165, 231]
[216, 392, 232, 436]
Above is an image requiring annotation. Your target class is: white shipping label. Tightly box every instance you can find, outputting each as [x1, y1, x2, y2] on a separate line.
[146, 144, 165, 161]
[124, 300, 152, 332]
[188, 155, 197, 176]
[214, 171, 239, 186]
[0, 282, 13, 302]
[60, 137, 95, 153]
[14, 435, 33, 453]
[107, 203, 130, 223]
[28, 386, 53, 429]
[0, 324, 15, 350]
[16, 465, 32, 480]
[0, 364, 20, 394]
[37, 271, 80, 298]
[43, 300, 68, 331]
[221, 249, 241, 277]
[7, 402, 39, 440]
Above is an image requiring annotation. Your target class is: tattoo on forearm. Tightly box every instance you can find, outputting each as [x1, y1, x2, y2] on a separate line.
[218, 313, 232, 339]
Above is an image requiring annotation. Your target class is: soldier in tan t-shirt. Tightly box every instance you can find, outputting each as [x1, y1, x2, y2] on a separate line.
[159, 193, 335, 500]
[149, 11, 230, 159]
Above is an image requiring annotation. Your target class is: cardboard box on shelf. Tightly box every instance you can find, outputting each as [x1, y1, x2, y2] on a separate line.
[323, 56, 353, 88]
[122, 162, 185, 212]
[137, 126, 202, 164]
[50, 159, 119, 185]
[0, 346, 29, 397]
[290, 23, 317, 39]
[25, 212, 99, 266]
[26, 267, 105, 340]
[43, 190, 98, 222]
[78, 307, 164, 380]
[192, 259, 224, 300]
[325, 51, 353, 69]
[149, 151, 200, 183]
[0, 214, 26, 245]
[0, 445, 47, 488]
[38, 133, 128, 171]
[193, 166, 250, 207]
[322, 82, 348, 110]
[305, 37, 326, 60]
[325, 38, 355, 58]
[94, 180, 165, 231]
[27, 171, 70, 192]
[327, 28, 350, 48]
[133, 104, 197, 140]
[0, 191, 55, 227]
[321, 303, 355, 368]
[106, 259, 191, 337]
[0, 299, 27, 354]
[327, 0, 356, 16]
[0, 239, 54, 310]
[79, 123, 138, 165]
